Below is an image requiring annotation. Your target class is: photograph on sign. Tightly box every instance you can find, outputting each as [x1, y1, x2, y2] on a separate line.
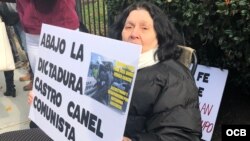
[85, 53, 134, 113]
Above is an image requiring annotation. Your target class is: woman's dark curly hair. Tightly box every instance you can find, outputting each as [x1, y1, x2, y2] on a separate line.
[109, 1, 182, 61]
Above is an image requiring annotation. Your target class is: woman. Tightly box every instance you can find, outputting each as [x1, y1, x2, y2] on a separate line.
[0, 1, 201, 141]
[109, 1, 202, 141]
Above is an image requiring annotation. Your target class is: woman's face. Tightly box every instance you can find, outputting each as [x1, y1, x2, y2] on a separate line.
[122, 9, 158, 53]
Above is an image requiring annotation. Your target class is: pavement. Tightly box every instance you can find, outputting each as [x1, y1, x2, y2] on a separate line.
[0, 66, 31, 134]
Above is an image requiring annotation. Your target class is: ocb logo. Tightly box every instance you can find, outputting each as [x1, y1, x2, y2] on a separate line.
[226, 129, 246, 136]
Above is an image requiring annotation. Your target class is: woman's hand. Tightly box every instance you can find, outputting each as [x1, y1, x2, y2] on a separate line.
[28, 91, 34, 105]
[122, 137, 132, 141]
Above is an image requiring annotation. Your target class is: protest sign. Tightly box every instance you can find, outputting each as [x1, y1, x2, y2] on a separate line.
[29, 24, 141, 141]
[195, 64, 228, 141]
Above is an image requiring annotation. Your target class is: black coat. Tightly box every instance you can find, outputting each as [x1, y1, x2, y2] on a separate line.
[125, 59, 202, 141]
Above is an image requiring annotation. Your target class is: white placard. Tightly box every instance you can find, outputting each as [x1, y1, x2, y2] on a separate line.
[195, 64, 228, 141]
[29, 24, 141, 141]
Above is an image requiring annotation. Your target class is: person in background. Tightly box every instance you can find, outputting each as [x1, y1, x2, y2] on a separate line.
[14, 19, 34, 92]
[0, 0, 79, 128]
[0, 2, 19, 97]
[0, 0, 79, 81]
[10, 4, 33, 91]
[2, 26, 19, 97]
[0, 1, 33, 91]
[109, 1, 202, 141]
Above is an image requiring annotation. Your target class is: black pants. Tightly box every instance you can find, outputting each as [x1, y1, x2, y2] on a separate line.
[4, 70, 15, 92]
